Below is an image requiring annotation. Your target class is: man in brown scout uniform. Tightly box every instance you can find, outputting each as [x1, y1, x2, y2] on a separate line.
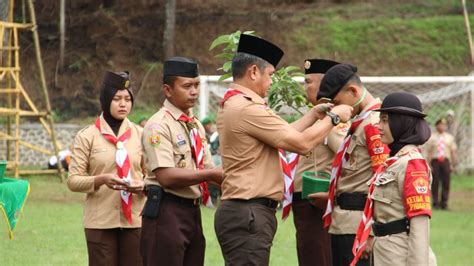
[426, 118, 457, 210]
[214, 34, 353, 265]
[291, 59, 350, 266]
[318, 64, 390, 266]
[140, 57, 223, 266]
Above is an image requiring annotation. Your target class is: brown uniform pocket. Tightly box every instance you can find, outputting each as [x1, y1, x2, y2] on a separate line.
[372, 176, 396, 204]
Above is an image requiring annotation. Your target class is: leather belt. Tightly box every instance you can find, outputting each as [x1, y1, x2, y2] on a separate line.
[292, 192, 304, 202]
[160, 189, 200, 206]
[373, 218, 410, 237]
[335, 192, 367, 211]
[230, 198, 279, 209]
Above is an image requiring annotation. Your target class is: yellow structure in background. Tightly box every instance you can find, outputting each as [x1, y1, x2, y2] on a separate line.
[0, 0, 64, 180]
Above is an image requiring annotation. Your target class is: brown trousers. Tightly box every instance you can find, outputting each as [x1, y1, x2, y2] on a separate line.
[140, 200, 205, 266]
[84, 228, 142, 266]
[214, 200, 277, 266]
[292, 199, 332, 266]
[431, 159, 451, 209]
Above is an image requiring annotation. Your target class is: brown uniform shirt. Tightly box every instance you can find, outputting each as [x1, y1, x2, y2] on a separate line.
[67, 117, 146, 229]
[330, 98, 388, 235]
[425, 131, 457, 162]
[294, 122, 349, 192]
[217, 83, 293, 201]
[142, 99, 214, 199]
[372, 145, 436, 265]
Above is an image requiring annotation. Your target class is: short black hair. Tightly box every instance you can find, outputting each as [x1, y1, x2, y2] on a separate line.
[231, 52, 269, 79]
[344, 74, 362, 88]
[163, 75, 178, 87]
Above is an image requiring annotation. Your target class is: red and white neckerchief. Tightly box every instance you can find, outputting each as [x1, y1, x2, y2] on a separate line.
[95, 116, 133, 224]
[278, 149, 300, 220]
[165, 109, 213, 208]
[220, 88, 245, 107]
[350, 155, 399, 266]
[437, 134, 445, 162]
[322, 103, 381, 228]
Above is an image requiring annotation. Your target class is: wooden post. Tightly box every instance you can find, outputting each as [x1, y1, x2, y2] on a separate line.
[28, 0, 65, 181]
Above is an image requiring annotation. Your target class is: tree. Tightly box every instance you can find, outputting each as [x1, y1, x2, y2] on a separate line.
[163, 0, 176, 60]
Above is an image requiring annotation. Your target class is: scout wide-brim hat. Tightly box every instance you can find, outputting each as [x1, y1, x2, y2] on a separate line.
[374, 92, 427, 118]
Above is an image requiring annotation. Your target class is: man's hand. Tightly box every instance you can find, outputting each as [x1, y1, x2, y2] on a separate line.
[312, 103, 334, 120]
[361, 235, 374, 259]
[330, 104, 353, 123]
[307, 191, 329, 209]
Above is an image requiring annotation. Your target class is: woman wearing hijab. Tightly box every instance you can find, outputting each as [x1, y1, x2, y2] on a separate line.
[350, 92, 437, 266]
[67, 71, 146, 265]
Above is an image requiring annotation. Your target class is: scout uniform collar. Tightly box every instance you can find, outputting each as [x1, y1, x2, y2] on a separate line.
[163, 99, 195, 121]
[359, 97, 381, 114]
[228, 83, 266, 105]
[98, 114, 131, 137]
[395, 144, 421, 157]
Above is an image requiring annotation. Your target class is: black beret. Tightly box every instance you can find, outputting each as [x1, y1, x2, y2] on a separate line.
[163, 57, 199, 78]
[304, 59, 340, 74]
[102, 71, 131, 90]
[237, 34, 284, 67]
[374, 92, 427, 118]
[317, 64, 358, 100]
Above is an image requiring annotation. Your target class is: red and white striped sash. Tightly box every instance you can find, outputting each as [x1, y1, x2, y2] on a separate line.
[278, 149, 300, 220]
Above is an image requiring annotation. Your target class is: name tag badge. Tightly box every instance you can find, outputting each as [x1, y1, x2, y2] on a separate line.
[177, 139, 187, 146]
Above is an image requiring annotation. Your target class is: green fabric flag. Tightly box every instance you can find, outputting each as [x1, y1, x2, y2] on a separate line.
[0, 177, 30, 240]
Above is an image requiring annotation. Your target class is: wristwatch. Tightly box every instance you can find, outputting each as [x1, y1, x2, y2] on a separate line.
[326, 111, 341, 126]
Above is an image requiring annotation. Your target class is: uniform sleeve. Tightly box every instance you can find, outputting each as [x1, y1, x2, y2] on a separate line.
[239, 104, 291, 148]
[363, 123, 390, 172]
[67, 131, 95, 193]
[403, 159, 432, 219]
[327, 123, 349, 153]
[142, 122, 175, 172]
[408, 215, 430, 265]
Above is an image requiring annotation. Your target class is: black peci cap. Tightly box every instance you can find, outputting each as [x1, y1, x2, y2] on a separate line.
[374, 92, 427, 118]
[163, 57, 199, 78]
[102, 71, 131, 90]
[317, 64, 358, 100]
[237, 34, 284, 68]
[304, 59, 340, 74]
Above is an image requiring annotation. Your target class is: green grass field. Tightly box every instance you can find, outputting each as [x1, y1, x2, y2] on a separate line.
[1, 174, 473, 265]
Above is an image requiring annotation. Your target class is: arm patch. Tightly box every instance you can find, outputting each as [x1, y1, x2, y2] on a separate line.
[404, 159, 432, 219]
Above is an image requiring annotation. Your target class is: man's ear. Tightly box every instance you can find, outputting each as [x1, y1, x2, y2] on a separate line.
[347, 84, 359, 97]
[249, 65, 259, 81]
[163, 84, 172, 98]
